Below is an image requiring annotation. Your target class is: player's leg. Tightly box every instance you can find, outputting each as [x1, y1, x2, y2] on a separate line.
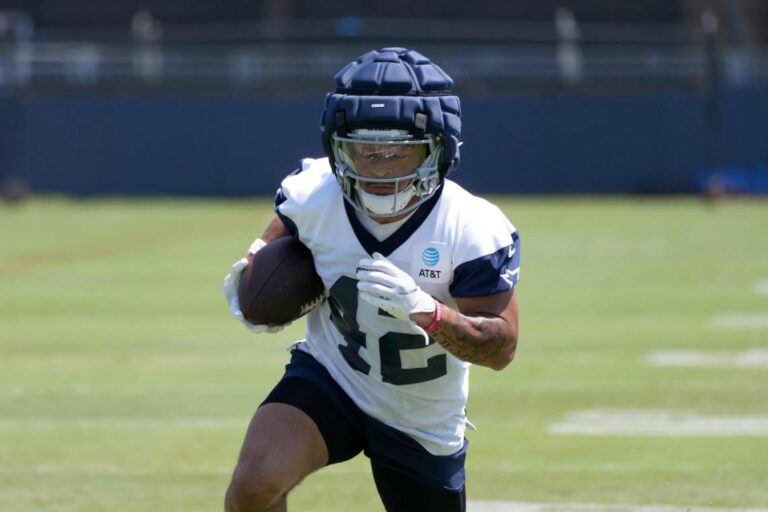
[225, 363, 365, 512]
[224, 401, 326, 512]
[371, 460, 466, 512]
[360, 410, 468, 512]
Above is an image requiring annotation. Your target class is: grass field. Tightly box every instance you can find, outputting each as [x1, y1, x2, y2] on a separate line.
[1, 196, 767, 511]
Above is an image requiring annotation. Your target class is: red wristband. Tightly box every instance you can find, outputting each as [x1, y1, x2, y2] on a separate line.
[424, 300, 442, 334]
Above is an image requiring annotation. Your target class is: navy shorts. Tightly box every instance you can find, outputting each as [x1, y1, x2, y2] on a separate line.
[261, 348, 467, 492]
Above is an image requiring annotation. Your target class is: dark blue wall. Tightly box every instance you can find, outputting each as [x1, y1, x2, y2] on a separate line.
[2, 85, 766, 195]
[3, 95, 322, 196]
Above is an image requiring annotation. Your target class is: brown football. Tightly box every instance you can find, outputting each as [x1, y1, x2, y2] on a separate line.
[237, 237, 325, 326]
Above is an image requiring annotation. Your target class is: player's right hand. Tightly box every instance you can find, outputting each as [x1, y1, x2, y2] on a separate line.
[223, 239, 286, 334]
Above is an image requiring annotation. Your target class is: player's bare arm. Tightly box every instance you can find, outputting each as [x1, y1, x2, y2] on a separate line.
[245, 215, 290, 265]
[260, 215, 290, 243]
[411, 292, 518, 371]
[357, 252, 519, 371]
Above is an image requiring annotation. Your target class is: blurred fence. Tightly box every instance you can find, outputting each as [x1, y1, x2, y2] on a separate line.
[1, 30, 768, 195]
[3, 41, 768, 92]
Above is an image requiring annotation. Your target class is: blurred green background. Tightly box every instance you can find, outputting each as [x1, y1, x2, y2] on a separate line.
[1, 197, 766, 511]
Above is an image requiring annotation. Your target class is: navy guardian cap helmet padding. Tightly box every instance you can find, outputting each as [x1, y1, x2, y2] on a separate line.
[321, 48, 462, 178]
[334, 48, 454, 95]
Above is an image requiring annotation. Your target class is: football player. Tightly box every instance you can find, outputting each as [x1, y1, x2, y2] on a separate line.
[223, 48, 520, 512]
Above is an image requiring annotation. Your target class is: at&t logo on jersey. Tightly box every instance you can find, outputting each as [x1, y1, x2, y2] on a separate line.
[422, 247, 440, 267]
[413, 243, 450, 283]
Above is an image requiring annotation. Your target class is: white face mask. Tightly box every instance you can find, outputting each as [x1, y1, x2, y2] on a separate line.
[357, 184, 417, 216]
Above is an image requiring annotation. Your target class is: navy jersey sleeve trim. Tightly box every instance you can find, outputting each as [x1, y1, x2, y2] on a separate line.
[449, 231, 521, 298]
[275, 209, 299, 238]
[274, 186, 287, 208]
[273, 168, 302, 238]
[273, 165, 303, 207]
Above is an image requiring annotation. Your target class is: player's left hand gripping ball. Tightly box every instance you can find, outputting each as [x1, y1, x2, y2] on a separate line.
[223, 255, 286, 334]
[356, 253, 436, 322]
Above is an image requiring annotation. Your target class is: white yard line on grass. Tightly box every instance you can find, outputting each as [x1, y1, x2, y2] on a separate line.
[548, 410, 768, 436]
[647, 349, 768, 368]
[483, 461, 701, 474]
[0, 463, 368, 477]
[0, 417, 246, 429]
[0, 464, 233, 476]
[712, 314, 768, 328]
[0, 385, 253, 398]
[469, 501, 768, 512]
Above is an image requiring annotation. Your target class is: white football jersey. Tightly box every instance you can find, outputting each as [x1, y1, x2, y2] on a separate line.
[275, 157, 520, 456]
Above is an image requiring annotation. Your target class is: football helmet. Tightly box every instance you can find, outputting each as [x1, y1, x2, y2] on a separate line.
[321, 48, 462, 218]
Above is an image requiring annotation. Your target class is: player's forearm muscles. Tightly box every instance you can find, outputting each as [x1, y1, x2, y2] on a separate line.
[247, 217, 291, 264]
[429, 305, 516, 370]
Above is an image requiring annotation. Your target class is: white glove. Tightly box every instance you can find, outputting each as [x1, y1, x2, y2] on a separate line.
[356, 252, 436, 322]
[222, 239, 286, 334]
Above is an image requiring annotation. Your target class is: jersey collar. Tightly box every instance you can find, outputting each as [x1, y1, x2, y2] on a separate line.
[343, 185, 444, 257]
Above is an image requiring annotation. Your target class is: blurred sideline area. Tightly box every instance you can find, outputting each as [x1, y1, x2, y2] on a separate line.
[1, 0, 767, 199]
